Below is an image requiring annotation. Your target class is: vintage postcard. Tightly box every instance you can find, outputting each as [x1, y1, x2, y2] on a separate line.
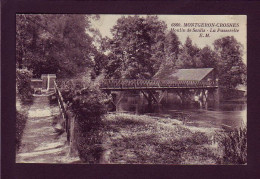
[15, 14, 247, 165]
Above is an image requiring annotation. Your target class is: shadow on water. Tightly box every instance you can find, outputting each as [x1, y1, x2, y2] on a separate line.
[112, 92, 247, 130]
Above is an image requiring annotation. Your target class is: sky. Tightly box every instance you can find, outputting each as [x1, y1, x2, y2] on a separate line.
[91, 15, 247, 64]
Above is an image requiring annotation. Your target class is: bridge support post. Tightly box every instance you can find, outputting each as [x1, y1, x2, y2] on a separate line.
[165, 90, 168, 104]
[148, 92, 152, 107]
[213, 88, 220, 108]
[206, 88, 220, 109]
[158, 90, 167, 104]
[116, 91, 125, 112]
[201, 89, 208, 110]
[176, 90, 186, 106]
[110, 91, 125, 112]
[148, 91, 159, 104]
[141, 90, 153, 107]
[195, 89, 203, 109]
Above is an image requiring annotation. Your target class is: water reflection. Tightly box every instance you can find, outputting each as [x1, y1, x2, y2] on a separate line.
[114, 92, 247, 130]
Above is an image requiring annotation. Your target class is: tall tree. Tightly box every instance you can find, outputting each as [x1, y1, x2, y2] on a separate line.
[108, 15, 167, 79]
[154, 30, 181, 80]
[104, 53, 122, 79]
[213, 36, 246, 88]
[165, 30, 181, 59]
[198, 45, 219, 69]
[93, 52, 109, 77]
[176, 37, 201, 68]
[16, 14, 96, 78]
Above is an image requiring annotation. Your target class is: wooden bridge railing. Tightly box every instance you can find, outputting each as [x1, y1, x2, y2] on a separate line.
[100, 79, 218, 89]
[54, 81, 70, 143]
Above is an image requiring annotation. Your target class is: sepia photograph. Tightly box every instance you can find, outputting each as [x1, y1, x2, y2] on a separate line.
[15, 14, 247, 165]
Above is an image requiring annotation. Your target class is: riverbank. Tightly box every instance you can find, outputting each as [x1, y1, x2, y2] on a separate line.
[100, 113, 223, 164]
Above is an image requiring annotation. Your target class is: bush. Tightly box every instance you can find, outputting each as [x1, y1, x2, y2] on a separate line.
[16, 110, 27, 151]
[217, 126, 247, 164]
[59, 73, 110, 124]
[16, 68, 33, 103]
[58, 72, 111, 163]
[76, 126, 104, 163]
[190, 131, 209, 145]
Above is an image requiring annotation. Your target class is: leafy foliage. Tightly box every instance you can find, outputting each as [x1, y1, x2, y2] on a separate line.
[58, 72, 110, 163]
[16, 68, 33, 102]
[59, 72, 111, 123]
[76, 124, 103, 163]
[16, 110, 27, 151]
[16, 14, 96, 78]
[197, 46, 219, 69]
[174, 35, 246, 89]
[175, 37, 201, 68]
[153, 59, 176, 80]
[217, 126, 247, 164]
[153, 30, 180, 80]
[165, 30, 181, 59]
[16, 14, 246, 90]
[93, 52, 109, 77]
[214, 36, 246, 88]
[108, 15, 167, 79]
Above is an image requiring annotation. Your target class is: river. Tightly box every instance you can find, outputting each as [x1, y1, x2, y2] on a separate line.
[114, 92, 247, 130]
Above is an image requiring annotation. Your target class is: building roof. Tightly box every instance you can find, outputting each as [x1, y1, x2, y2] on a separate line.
[169, 68, 214, 81]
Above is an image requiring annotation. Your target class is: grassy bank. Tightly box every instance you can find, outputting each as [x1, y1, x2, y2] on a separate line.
[101, 113, 222, 164]
[75, 112, 246, 164]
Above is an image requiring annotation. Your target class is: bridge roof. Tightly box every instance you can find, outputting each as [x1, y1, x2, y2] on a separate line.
[170, 68, 214, 81]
